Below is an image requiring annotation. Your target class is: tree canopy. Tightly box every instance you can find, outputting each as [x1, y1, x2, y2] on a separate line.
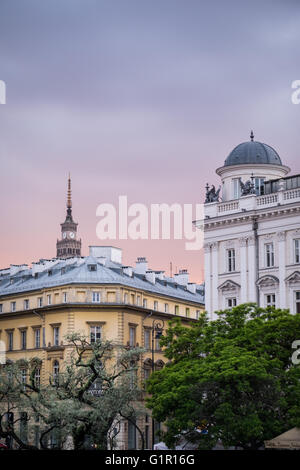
[0, 334, 145, 450]
[146, 304, 300, 449]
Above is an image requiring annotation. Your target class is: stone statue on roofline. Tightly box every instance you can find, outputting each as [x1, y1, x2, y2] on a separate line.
[205, 184, 221, 203]
[239, 178, 255, 196]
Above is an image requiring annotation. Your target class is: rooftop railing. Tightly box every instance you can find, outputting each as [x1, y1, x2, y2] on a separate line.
[204, 187, 300, 218]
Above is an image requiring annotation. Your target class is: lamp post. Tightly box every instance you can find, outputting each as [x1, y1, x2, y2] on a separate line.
[151, 318, 164, 450]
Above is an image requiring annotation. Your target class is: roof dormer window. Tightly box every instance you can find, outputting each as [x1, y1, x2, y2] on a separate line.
[88, 264, 97, 272]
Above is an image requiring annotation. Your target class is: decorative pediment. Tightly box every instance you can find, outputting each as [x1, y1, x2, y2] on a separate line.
[218, 280, 240, 292]
[155, 359, 165, 369]
[256, 275, 279, 288]
[285, 271, 300, 285]
[143, 358, 152, 368]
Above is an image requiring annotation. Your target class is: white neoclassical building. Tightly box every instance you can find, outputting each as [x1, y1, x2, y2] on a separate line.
[197, 132, 300, 319]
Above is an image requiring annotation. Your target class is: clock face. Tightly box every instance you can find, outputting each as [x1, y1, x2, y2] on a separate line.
[69, 232, 75, 239]
[63, 232, 67, 239]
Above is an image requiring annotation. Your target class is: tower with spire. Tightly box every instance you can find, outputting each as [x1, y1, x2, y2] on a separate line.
[56, 174, 81, 259]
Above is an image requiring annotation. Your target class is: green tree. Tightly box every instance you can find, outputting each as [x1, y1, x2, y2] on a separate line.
[146, 304, 300, 449]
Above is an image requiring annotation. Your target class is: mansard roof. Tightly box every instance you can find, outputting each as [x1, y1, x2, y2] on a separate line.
[0, 256, 204, 305]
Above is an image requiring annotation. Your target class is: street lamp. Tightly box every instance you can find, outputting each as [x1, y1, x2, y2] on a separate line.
[151, 318, 164, 450]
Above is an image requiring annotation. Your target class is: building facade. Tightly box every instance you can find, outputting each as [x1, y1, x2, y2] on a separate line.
[198, 132, 300, 319]
[0, 246, 204, 449]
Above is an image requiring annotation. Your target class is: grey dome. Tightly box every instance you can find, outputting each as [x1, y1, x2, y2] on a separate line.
[224, 134, 282, 167]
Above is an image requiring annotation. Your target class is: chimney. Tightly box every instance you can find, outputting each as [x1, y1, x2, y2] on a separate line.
[89, 246, 122, 264]
[97, 257, 106, 266]
[123, 266, 133, 277]
[135, 257, 148, 274]
[145, 270, 156, 284]
[155, 271, 165, 281]
[31, 262, 45, 277]
[10, 264, 28, 276]
[174, 269, 189, 286]
[187, 283, 196, 294]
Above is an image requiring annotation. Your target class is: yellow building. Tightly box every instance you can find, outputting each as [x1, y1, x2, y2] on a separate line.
[0, 177, 204, 449]
[0, 246, 204, 449]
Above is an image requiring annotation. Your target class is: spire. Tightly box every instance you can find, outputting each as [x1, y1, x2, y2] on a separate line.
[66, 173, 73, 221]
[250, 130, 254, 141]
[67, 173, 72, 209]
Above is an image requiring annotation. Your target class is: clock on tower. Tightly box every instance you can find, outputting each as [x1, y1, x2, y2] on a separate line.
[56, 174, 82, 259]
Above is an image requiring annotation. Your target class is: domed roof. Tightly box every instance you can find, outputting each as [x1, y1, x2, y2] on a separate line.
[224, 131, 282, 167]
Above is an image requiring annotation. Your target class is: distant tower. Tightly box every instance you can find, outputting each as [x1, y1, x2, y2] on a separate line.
[56, 174, 81, 259]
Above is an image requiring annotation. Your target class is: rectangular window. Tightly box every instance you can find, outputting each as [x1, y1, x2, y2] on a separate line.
[90, 325, 101, 344]
[144, 368, 151, 382]
[124, 293, 128, 304]
[38, 297, 43, 308]
[11, 302, 16, 312]
[164, 303, 169, 313]
[21, 369, 27, 387]
[131, 294, 135, 304]
[35, 368, 41, 387]
[129, 327, 136, 347]
[155, 333, 162, 351]
[0, 304, 2, 313]
[35, 329, 41, 349]
[196, 310, 201, 320]
[227, 249, 236, 272]
[47, 295, 52, 306]
[20, 412, 28, 444]
[63, 292, 67, 303]
[145, 416, 150, 450]
[21, 330, 27, 350]
[154, 421, 161, 445]
[296, 291, 300, 314]
[144, 329, 150, 349]
[227, 298, 237, 308]
[232, 178, 241, 199]
[265, 243, 274, 267]
[294, 239, 300, 264]
[8, 332, 13, 351]
[143, 299, 147, 308]
[42, 327, 46, 347]
[34, 426, 40, 448]
[107, 291, 115, 302]
[88, 264, 97, 272]
[128, 419, 137, 450]
[265, 294, 276, 307]
[92, 292, 101, 303]
[154, 301, 158, 311]
[24, 299, 29, 310]
[175, 305, 179, 315]
[255, 177, 265, 195]
[186, 308, 190, 318]
[53, 327, 60, 346]
[136, 296, 141, 306]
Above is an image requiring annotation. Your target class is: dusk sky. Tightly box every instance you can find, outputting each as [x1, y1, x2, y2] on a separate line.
[0, 0, 300, 282]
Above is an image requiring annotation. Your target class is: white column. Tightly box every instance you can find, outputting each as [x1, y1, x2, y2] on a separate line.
[277, 231, 286, 309]
[248, 235, 256, 302]
[204, 243, 211, 316]
[211, 242, 219, 317]
[239, 237, 248, 303]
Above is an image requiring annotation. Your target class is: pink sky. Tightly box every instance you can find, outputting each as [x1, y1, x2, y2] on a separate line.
[1, 1, 300, 282]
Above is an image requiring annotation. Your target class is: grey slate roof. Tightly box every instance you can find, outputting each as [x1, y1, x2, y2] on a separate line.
[224, 140, 282, 167]
[0, 256, 205, 305]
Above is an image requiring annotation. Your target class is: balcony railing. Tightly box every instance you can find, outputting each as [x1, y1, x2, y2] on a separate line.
[204, 187, 300, 218]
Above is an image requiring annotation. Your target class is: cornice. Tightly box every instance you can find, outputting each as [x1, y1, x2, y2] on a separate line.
[0, 303, 200, 321]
